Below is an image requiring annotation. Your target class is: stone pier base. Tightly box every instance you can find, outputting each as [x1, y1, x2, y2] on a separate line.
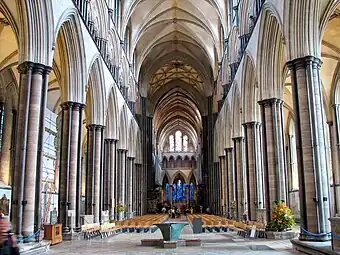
[141, 239, 201, 249]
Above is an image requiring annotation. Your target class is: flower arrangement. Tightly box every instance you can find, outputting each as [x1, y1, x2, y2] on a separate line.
[117, 203, 125, 213]
[266, 201, 295, 232]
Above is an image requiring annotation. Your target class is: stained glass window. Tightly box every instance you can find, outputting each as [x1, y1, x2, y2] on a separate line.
[183, 135, 188, 152]
[169, 135, 174, 152]
[177, 180, 182, 200]
[190, 183, 194, 201]
[165, 184, 170, 200]
[175, 131, 182, 152]
[183, 184, 187, 200]
[172, 184, 177, 200]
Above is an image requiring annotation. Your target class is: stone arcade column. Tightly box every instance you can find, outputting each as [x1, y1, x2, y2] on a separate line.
[0, 103, 16, 185]
[258, 98, 286, 222]
[243, 122, 262, 221]
[213, 162, 220, 214]
[118, 149, 127, 208]
[10, 62, 51, 237]
[93, 126, 103, 223]
[114, 145, 120, 219]
[233, 137, 247, 220]
[58, 102, 84, 234]
[219, 156, 226, 216]
[109, 140, 117, 220]
[288, 56, 331, 241]
[225, 147, 235, 218]
[85, 125, 104, 223]
[330, 106, 340, 215]
[127, 157, 135, 218]
[103, 139, 114, 212]
[136, 163, 142, 215]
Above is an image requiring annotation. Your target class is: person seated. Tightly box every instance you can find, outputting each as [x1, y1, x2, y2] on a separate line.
[176, 208, 181, 218]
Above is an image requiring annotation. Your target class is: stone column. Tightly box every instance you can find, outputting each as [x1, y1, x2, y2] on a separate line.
[233, 137, 246, 220]
[11, 62, 51, 237]
[0, 102, 14, 185]
[127, 157, 134, 218]
[288, 56, 331, 241]
[103, 139, 113, 211]
[114, 145, 120, 219]
[85, 125, 95, 216]
[118, 149, 127, 207]
[219, 156, 226, 216]
[75, 105, 84, 232]
[243, 121, 261, 221]
[93, 126, 103, 223]
[258, 98, 286, 222]
[330, 105, 340, 215]
[225, 147, 235, 218]
[58, 102, 84, 233]
[132, 162, 135, 214]
[109, 140, 117, 220]
[136, 164, 141, 215]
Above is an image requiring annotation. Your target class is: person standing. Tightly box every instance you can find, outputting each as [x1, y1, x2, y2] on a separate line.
[0, 209, 19, 255]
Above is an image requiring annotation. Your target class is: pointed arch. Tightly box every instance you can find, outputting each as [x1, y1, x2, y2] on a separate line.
[105, 87, 119, 139]
[257, 6, 285, 100]
[232, 84, 242, 137]
[86, 57, 106, 125]
[117, 105, 128, 149]
[127, 120, 136, 157]
[225, 103, 233, 147]
[242, 53, 259, 122]
[54, 9, 87, 103]
[172, 171, 187, 184]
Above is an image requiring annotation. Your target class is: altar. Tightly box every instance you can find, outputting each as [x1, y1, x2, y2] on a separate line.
[141, 222, 201, 249]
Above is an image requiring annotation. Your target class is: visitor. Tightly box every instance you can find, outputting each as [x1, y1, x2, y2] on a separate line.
[0, 209, 19, 255]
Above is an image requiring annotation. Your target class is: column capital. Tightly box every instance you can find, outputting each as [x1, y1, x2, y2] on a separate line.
[232, 136, 244, 142]
[17, 61, 52, 75]
[86, 124, 105, 131]
[327, 120, 333, 126]
[242, 121, 261, 127]
[224, 147, 233, 152]
[104, 138, 116, 143]
[127, 156, 136, 160]
[258, 98, 283, 106]
[287, 55, 322, 70]
[117, 148, 128, 153]
[60, 101, 85, 110]
[219, 155, 225, 160]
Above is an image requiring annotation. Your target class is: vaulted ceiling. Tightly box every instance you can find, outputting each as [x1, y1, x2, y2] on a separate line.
[124, 0, 226, 150]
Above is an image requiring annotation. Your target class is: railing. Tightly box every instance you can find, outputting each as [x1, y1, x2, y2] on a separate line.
[71, 0, 139, 123]
[219, 0, 265, 101]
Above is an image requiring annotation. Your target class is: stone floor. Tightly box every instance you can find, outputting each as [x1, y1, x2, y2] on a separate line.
[48, 225, 302, 255]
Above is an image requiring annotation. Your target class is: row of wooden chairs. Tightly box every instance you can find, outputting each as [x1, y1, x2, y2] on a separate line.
[187, 214, 266, 238]
[81, 214, 170, 239]
[115, 214, 168, 233]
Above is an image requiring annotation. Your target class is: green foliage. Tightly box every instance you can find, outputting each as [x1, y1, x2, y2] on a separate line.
[117, 203, 125, 213]
[266, 201, 295, 232]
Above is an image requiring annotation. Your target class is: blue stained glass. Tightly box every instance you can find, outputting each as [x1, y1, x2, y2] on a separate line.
[177, 181, 182, 201]
[166, 184, 170, 200]
[190, 183, 194, 201]
[183, 184, 187, 200]
[172, 184, 177, 200]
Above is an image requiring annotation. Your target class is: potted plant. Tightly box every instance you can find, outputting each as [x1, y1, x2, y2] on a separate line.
[117, 203, 125, 220]
[265, 201, 296, 239]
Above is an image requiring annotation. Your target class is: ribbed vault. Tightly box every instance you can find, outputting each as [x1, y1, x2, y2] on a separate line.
[127, 0, 225, 153]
